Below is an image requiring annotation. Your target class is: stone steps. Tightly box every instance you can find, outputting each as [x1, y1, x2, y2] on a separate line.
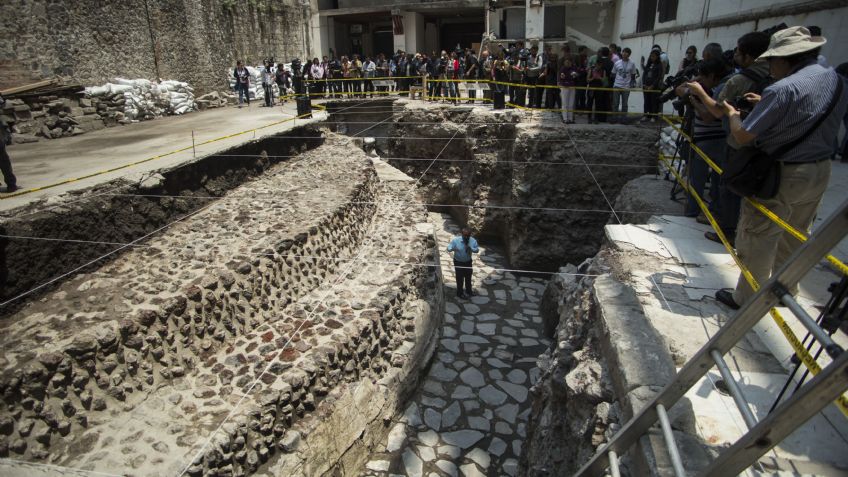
[0, 144, 444, 477]
[0, 142, 379, 467]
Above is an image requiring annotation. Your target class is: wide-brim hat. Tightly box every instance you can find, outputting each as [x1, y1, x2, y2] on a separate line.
[760, 26, 826, 58]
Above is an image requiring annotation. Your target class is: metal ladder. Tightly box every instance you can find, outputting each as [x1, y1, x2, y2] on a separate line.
[575, 198, 848, 477]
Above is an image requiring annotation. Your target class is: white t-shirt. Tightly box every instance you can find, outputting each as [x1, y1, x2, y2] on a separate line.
[612, 59, 637, 88]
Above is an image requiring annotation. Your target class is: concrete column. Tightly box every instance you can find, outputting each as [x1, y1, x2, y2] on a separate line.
[402, 12, 425, 54]
[308, 0, 322, 59]
[425, 22, 439, 54]
[525, 0, 544, 41]
[319, 16, 336, 57]
[486, 9, 499, 38]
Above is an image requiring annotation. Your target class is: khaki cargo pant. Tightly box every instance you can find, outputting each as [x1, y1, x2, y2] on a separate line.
[732, 160, 831, 305]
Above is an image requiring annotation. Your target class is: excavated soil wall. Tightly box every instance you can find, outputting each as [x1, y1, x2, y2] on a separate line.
[378, 101, 658, 272]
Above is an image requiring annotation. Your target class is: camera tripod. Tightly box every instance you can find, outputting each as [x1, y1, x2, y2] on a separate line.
[769, 275, 848, 414]
[663, 108, 694, 202]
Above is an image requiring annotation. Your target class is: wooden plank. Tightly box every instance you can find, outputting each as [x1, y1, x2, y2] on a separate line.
[0, 78, 59, 96]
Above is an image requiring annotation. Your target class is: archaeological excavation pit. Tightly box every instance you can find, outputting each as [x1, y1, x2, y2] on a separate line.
[0, 100, 663, 476]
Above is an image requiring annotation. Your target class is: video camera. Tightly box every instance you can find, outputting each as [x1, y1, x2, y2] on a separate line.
[659, 61, 701, 104]
[291, 58, 302, 75]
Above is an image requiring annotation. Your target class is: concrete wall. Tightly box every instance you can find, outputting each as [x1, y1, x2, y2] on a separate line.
[525, 0, 545, 40]
[0, 0, 314, 95]
[611, 0, 848, 70]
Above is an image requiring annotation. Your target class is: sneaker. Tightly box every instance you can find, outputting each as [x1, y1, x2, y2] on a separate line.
[696, 213, 710, 225]
[715, 289, 740, 310]
[456, 293, 466, 299]
[3, 185, 18, 193]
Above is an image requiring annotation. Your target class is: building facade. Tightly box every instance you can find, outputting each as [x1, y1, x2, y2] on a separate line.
[313, 0, 617, 58]
[611, 0, 848, 71]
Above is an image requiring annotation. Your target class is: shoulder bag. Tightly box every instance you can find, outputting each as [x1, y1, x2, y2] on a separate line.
[724, 78, 843, 199]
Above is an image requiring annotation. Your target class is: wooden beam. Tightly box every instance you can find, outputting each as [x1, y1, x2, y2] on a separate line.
[0, 78, 59, 96]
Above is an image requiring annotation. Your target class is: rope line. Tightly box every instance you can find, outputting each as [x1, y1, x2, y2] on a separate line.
[0, 107, 321, 201]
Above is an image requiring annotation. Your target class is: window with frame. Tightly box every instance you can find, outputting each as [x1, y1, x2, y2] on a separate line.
[658, 0, 678, 23]
[636, 0, 657, 33]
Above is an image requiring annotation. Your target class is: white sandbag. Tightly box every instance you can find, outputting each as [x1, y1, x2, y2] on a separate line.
[85, 85, 110, 97]
[109, 84, 134, 95]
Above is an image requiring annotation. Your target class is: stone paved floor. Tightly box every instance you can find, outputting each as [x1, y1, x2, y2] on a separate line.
[360, 212, 551, 477]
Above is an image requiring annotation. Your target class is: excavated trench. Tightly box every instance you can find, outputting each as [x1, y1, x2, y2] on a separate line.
[0, 100, 660, 477]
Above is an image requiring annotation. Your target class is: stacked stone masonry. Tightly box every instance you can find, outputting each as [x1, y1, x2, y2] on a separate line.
[0, 138, 443, 475]
[0, 0, 309, 95]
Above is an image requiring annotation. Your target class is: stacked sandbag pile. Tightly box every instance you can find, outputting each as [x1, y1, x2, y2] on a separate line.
[658, 125, 681, 158]
[84, 78, 197, 121]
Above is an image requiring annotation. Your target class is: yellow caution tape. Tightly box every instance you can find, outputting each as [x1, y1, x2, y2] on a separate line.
[1, 110, 317, 200]
[658, 153, 848, 417]
[661, 116, 848, 276]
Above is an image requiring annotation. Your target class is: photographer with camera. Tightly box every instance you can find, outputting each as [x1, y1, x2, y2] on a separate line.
[710, 26, 847, 310]
[233, 60, 251, 108]
[677, 57, 733, 220]
[684, 31, 771, 246]
[447, 228, 479, 299]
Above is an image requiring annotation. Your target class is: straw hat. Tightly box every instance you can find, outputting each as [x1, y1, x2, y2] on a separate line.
[760, 26, 826, 58]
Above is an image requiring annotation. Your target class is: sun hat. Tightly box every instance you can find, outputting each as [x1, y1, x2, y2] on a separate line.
[760, 26, 826, 58]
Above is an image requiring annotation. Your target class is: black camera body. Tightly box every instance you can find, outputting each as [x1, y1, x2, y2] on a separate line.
[659, 61, 701, 104]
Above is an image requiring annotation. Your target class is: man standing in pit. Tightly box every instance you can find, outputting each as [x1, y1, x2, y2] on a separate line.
[447, 228, 479, 299]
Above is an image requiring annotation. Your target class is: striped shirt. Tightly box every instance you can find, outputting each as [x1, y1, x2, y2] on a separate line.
[743, 62, 848, 163]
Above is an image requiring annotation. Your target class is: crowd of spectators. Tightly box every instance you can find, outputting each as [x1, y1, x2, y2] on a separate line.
[242, 42, 684, 124]
[236, 25, 848, 314]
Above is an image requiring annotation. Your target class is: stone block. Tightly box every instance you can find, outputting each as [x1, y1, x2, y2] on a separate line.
[11, 134, 38, 144]
[593, 275, 676, 397]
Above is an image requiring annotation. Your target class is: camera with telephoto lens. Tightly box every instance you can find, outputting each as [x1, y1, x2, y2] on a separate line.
[659, 61, 701, 104]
